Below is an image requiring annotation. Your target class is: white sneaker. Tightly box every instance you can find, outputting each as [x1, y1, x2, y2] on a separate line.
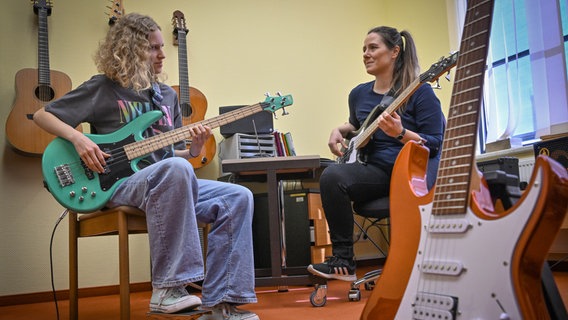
[199, 303, 259, 320]
[150, 286, 202, 313]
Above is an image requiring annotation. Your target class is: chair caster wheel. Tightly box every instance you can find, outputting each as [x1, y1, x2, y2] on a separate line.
[364, 280, 375, 291]
[310, 284, 328, 307]
[348, 288, 361, 301]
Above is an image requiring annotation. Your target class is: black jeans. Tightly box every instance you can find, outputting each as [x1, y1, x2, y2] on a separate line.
[319, 162, 390, 260]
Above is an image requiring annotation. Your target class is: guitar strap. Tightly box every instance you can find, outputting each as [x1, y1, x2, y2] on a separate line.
[378, 87, 397, 112]
[150, 82, 164, 111]
[149, 82, 176, 158]
[359, 87, 398, 163]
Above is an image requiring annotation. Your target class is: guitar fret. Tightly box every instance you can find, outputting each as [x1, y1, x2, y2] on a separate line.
[451, 86, 482, 98]
[439, 154, 471, 161]
[462, 29, 490, 43]
[453, 66, 486, 82]
[437, 177, 470, 185]
[446, 111, 479, 122]
[433, 196, 469, 203]
[439, 162, 472, 171]
[433, 200, 469, 206]
[436, 177, 471, 186]
[438, 163, 471, 171]
[436, 181, 468, 191]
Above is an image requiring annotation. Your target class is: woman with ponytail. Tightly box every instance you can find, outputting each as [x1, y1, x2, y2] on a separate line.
[308, 26, 445, 281]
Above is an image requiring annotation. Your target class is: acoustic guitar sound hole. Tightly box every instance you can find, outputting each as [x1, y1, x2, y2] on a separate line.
[35, 85, 55, 102]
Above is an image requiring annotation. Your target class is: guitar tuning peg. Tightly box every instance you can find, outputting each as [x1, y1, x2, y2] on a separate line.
[431, 79, 441, 89]
[281, 107, 289, 116]
[264, 92, 271, 98]
[445, 71, 451, 81]
[276, 91, 282, 97]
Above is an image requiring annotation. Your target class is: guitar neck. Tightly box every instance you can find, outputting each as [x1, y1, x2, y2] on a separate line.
[123, 102, 266, 159]
[354, 77, 421, 149]
[432, 0, 493, 216]
[37, 7, 51, 85]
[176, 29, 191, 106]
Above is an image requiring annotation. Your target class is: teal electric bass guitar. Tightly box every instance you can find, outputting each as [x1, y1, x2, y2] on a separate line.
[42, 93, 293, 212]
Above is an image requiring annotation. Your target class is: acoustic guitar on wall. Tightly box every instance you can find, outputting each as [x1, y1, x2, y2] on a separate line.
[106, 0, 124, 26]
[5, 0, 76, 155]
[172, 10, 217, 169]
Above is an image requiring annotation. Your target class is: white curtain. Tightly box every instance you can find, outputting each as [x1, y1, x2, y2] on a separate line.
[452, 0, 568, 147]
[525, 0, 568, 137]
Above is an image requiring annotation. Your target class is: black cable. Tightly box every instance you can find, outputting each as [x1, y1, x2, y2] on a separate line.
[50, 209, 68, 320]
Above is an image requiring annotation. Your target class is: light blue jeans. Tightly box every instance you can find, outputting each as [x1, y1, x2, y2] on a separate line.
[107, 157, 257, 307]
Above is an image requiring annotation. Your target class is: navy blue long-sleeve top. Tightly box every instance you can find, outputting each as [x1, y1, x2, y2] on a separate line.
[348, 81, 445, 173]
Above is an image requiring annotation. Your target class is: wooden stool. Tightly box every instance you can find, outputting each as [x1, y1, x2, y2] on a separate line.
[69, 206, 148, 320]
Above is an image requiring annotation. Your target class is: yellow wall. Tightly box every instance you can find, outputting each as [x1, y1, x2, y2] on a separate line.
[0, 0, 454, 296]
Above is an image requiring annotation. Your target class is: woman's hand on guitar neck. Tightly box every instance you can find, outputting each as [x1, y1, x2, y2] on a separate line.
[184, 124, 212, 159]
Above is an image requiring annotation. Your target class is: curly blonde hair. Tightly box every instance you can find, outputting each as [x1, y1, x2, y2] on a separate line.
[94, 13, 162, 91]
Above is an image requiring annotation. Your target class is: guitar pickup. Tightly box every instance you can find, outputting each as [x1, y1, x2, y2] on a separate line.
[412, 292, 458, 320]
[420, 260, 465, 276]
[427, 218, 471, 234]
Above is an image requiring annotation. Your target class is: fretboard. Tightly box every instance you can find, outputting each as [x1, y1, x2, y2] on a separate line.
[37, 7, 51, 85]
[432, 0, 494, 215]
[123, 102, 267, 159]
[177, 29, 191, 109]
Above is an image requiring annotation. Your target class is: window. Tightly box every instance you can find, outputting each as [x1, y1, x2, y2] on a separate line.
[453, 0, 568, 153]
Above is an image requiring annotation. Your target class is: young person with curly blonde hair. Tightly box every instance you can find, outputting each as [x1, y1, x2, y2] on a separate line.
[34, 13, 259, 319]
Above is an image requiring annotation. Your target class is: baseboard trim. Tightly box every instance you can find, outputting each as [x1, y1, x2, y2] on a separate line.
[0, 282, 152, 307]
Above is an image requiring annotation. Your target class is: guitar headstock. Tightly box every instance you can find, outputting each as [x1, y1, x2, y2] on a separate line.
[261, 93, 294, 115]
[107, 0, 124, 26]
[420, 51, 459, 83]
[172, 10, 188, 45]
[33, 0, 52, 16]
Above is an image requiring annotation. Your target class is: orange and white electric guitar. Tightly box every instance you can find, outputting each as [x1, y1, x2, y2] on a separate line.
[360, 0, 568, 319]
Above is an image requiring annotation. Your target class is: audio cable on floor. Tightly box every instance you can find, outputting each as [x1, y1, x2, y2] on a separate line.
[49, 209, 69, 320]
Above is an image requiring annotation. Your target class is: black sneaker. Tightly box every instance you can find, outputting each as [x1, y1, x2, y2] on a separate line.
[307, 256, 356, 281]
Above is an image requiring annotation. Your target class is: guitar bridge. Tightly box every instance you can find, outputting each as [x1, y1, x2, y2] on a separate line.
[54, 164, 75, 187]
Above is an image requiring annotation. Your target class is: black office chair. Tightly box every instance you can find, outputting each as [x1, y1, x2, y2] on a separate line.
[348, 196, 390, 301]
[347, 149, 441, 302]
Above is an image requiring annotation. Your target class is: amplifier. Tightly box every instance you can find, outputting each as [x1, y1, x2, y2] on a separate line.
[219, 105, 274, 138]
[534, 136, 568, 171]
